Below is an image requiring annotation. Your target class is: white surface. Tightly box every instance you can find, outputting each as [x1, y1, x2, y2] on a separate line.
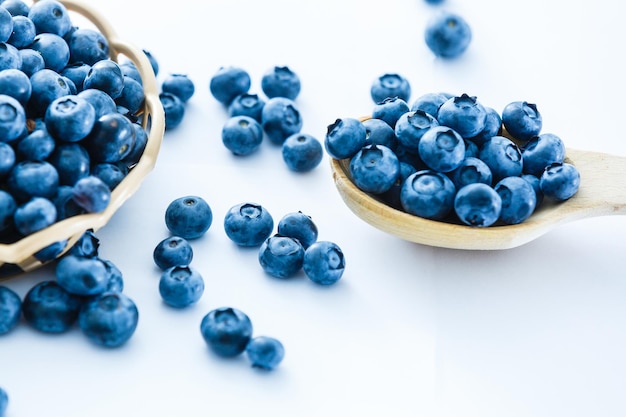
[2, 0, 626, 416]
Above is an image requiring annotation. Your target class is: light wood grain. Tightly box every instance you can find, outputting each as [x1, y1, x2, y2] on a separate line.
[331, 148, 626, 250]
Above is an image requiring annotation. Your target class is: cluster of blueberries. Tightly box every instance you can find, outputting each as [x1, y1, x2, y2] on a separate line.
[0, 0, 157, 265]
[209, 65, 324, 172]
[326, 73, 580, 227]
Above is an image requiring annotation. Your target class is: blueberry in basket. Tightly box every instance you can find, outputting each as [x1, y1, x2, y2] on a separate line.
[0, 0, 165, 275]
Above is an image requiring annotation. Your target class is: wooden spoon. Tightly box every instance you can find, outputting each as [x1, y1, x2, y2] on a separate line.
[330, 148, 626, 250]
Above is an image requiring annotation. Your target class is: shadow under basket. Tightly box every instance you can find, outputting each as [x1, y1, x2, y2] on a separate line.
[0, 0, 166, 278]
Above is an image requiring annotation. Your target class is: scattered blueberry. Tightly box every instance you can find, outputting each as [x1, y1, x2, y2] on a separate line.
[159, 92, 185, 130]
[55, 254, 109, 296]
[221, 115, 264, 156]
[276, 211, 318, 249]
[165, 195, 213, 240]
[153, 235, 193, 270]
[302, 241, 345, 285]
[200, 307, 253, 357]
[424, 11, 472, 58]
[281, 133, 323, 172]
[261, 97, 303, 145]
[21, 280, 82, 333]
[159, 265, 204, 308]
[223, 202, 274, 247]
[0, 285, 21, 334]
[78, 292, 139, 347]
[246, 336, 285, 370]
[258, 234, 305, 278]
[161, 73, 195, 103]
[209, 66, 251, 105]
[228, 93, 265, 122]
[261, 66, 301, 100]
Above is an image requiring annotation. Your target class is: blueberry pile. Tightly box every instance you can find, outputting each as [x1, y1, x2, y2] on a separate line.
[209, 65, 324, 172]
[0, 0, 154, 262]
[0, 230, 138, 347]
[327, 75, 580, 227]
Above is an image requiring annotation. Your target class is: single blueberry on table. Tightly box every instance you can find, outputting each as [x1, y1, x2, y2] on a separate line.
[394, 110, 439, 153]
[55, 254, 110, 296]
[277, 211, 318, 249]
[371, 96, 410, 129]
[424, 11, 472, 58]
[502, 101, 542, 142]
[159, 92, 185, 130]
[258, 234, 305, 279]
[521, 132, 566, 176]
[324, 117, 367, 160]
[200, 307, 253, 357]
[281, 132, 324, 172]
[437, 94, 487, 139]
[246, 336, 285, 370]
[45, 94, 96, 142]
[159, 265, 205, 308]
[221, 115, 264, 156]
[400, 170, 456, 220]
[478, 135, 523, 182]
[14, 197, 57, 235]
[21, 280, 82, 333]
[165, 195, 213, 240]
[153, 235, 193, 270]
[494, 176, 537, 224]
[370, 73, 411, 104]
[0, 94, 26, 143]
[303, 241, 345, 285]
[79, 292, 139, 348]
[71, 175, 111, 213]
[261, 97, 303, 145]
[418, 126, 466, 173]
[228, 93, 265, 123]
[209, 66, 251, 105]
[224, 202, 274, 247]
[0, 285, 21, 334]
[539, 162, 580, 201]
[143, 49, 159, 76]
[0, 68, 32, 105]
[454, 183, 502, 227]
[261, 66, 301, 100]
[350, 144, 400, 194]
[161, 73, 195, 103]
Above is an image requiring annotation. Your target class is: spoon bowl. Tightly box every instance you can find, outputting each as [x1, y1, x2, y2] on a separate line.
[331, 148, 626, 250]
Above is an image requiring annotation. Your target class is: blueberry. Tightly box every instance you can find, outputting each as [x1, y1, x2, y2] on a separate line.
[224, 202, 274, 247]
[77, 88, 117, 118]
[28, 0, 71, 36]
[380, 161, 418, 209]
[494, 176, 537, 224]
[119, 61, 142, 85]
[72, 175, 111, 213]
[116, 76, 144, 115]
[84, 112, 135, 163]
[302, 241, 345, 285]
[437, 94, 486, 139]
[164, 195, 213, 240]
[122, 122, 149, 167]
[0, 190, 16, 233]
[209, 66, 251, 105]
[56, 254, 109, 296]
[8, 161, 59, 202]
[52, 185, 84, 220]
[14, 197, 57, 235]
[261, 66, 301, 100]
[159, 92, 185, 130]
[221, 115, 264, 156]
[539, 162, 580, 201]
[246, 336, 285, 370]
[469, 106, 502, 146]
[21, 280, 82, 333]
[69, 229, 100, 258]
[324, 117, 367, 160]
[30, 32, 70, 73]
[0, 68, 32, 105]
[34, 239, 67, 262]
[454, 183, 502, 227]
[281, 132, 324, 172]
[161, 73, 195, 102]
[521, 133, 566, 176]
[362, 117, 398, 150]
[200, 307, 253, 357]
[478, 135, 523, 182]
[0, 285, 21, 334]
[0, 94, 26, 143]
[83, 59, 124, 99]
[370, 73, 411, 104]
[102, 259, 124, 294]
[28, 68, 73, 116]
[91, 162, 127, 190]
[350, 144, 400, 194]
[261, 97, 303, 145]
[78, 292, 139, 347]
[45, 94, 96, 142]
[0, 7, 13, 43]
[502, 101, 542, 142]
[277, 211, 318, 249]
[143, 49, 159, 76]
[418, 126, 466, 173]
[410, 92, 448, 118]
[448, 156, 493, 189]
[49, 143, 90, 186]
[18, 48, 45, 76]
[424, 11, 472, 58]
[371, 96, 410, 129]
[522, 173, 544, 208]
[66, 28, 109, 66]
[0, 386, 7, 416]
[2, 0, 29, 16]
[258, 234, 305, 278]
[0, 43, 21, 72]
[394, 110, 439, 153]
[153, 235, 193, 270]
[159, 265, 204, 308]
[228, 93, 265, 123]
[400, 170, 456, 220]
[0, 142, 15, 178]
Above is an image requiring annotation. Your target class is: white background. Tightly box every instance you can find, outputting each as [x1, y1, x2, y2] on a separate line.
[2, 0, 626, 416]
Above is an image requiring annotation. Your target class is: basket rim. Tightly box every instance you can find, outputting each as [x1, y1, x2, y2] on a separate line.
[0, 0, 166, 271]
